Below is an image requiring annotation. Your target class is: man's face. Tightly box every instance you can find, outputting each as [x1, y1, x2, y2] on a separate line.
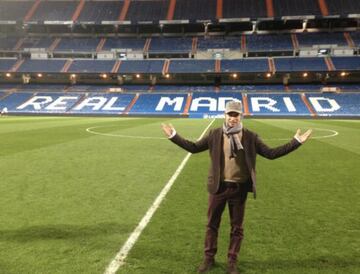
[225, 112, 241, 128]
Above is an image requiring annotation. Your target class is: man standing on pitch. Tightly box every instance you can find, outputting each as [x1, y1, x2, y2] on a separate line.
[161, 101, 312, 274]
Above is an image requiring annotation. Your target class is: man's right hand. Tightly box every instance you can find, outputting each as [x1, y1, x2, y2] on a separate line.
[161, 123, 175, 138]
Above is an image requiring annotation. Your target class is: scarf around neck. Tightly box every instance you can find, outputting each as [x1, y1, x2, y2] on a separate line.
[222, 122, 244, 158]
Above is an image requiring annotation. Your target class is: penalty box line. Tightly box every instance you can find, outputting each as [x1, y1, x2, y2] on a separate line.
[104, 119, 216, 274]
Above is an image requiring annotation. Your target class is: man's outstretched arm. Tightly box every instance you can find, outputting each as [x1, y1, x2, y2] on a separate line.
[161, 123, 209, 153]
[256, 129, 312, 159]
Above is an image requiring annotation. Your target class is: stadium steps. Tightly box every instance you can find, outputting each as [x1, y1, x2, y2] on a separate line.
[10, 59, 25, 72]
[167, 0, 176, 20]
[96, 38, 106, 52]
[72, 0, 85, 21]
[144, 38, 151, 53]
[162, 59, 170, 75]
[24, 0, 41, 21]
[344, 32, 355, 48]
[216, 0, 223, 19]
[111, 60, 121, 73]
[301, 93, 317, 116]
[241, 35, 246, 52]
[49, 38, 61, 52]
[266, 0, 275, 17]
[242, 93, 250, 116]
[63, 85, 71, 93]
[318, 0, 329, 16]
[291, 34, 299, 50]
[215, 59, 221, 73]
[61, 60, 73, 73]
[325, 57, 335, 71]
[191, 37, 198, 55]
[0, 91, 13, 101]
[268, 58, 275, 73]
[67, 93, 88, 112]
[182, 93, 192, 116]
[118, 0, 130, 21]
[13, 38, 25, 51]
[123, 93, 139, 115]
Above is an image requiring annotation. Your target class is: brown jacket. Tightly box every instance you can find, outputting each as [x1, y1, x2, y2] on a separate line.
[171, 127, 302, 198]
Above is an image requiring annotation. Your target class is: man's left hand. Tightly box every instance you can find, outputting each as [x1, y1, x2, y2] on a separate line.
[295, 129, 312, 143]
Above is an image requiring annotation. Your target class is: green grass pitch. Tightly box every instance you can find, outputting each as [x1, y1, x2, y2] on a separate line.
[0, 116, 359, 274]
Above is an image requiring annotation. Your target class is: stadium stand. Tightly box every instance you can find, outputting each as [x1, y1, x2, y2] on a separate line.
[67, 60, 116, 73]
[118, 60, 164, 74]
[168, 60, 215, 73]
[19, 37, 54, 51]
[55, 38, 101, 52]
[0, 0, 360, 23]
[77, 1, 124, 23]
[246, 93, 311, 116]
[326, 0, 360, 16]
[149, 37, 192, 53]
[331, 57, 360, 71]
[173, 0, 217, 21]
[0, 1, 34, 21]
[0, 92, 35, 113]
[17, 59, 67, 73]
[246, 34, 293, 52]
[1, 91, 359, 117]
[349, 32, 360, 48]
[0, 59, 17, 71]
[20, 92, 82, 113]
[0, 32, 358, 56]
[102, 38, 146, 52]
[197, 37, 241, 51]
[220, 85, 286, 92]
[273, 0, 322, 17]
[221, 59, 269, 73]
[30, 1, 79, 21]
[304, 93, 360, 116]
[2, 55, 360, 75]
[0, 1, 359, 118]
[0, 37, 19, 50]
[222, 0, 267, 19]
[129, 93, 188, 115]
[296, 33, 348, 48]
[69, 93, 136, 115]
[274, 57, 328, 72]
[126, 0, 168, 23]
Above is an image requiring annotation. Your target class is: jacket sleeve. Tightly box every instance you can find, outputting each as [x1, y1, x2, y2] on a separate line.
[255, 134, 302, 160]
[170, 130, 210, 154]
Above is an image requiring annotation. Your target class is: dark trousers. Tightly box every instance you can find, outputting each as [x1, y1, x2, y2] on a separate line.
[204, 182, 248, 262]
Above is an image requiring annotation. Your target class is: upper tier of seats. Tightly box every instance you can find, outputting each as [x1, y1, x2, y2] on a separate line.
[0, 0, 359, 23]
[0, 32, 355, 54]
[1, 57, 359, 73]
[2, 83, 360, 93]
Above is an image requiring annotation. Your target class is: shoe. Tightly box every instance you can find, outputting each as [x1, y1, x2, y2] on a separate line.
[227, 261, 240, 274]
[197, 258, 215, 273]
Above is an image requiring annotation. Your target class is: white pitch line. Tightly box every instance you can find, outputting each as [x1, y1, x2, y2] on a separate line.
[103, 119, 216, 274]
[87, 126, 338, 141]
[86, 126, 168, 140]
[263, 128, 339, 141]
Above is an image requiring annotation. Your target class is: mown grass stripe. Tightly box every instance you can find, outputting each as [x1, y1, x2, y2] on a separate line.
[104, 119, 215, 274]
